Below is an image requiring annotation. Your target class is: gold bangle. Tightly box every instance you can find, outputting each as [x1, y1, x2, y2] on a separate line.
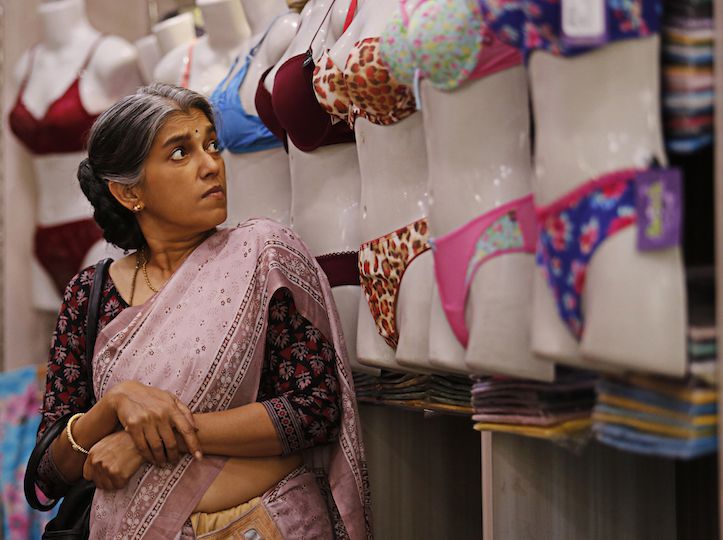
[65, 413, 89, 455]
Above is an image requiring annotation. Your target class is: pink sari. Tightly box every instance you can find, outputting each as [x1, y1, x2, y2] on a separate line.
[89, 219, 372, 539]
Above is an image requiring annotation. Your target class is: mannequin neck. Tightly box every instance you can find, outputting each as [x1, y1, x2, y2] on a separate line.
[38, 0, 93, 49]
[240, 0, 287, 34]
[199, 0, 251, 51]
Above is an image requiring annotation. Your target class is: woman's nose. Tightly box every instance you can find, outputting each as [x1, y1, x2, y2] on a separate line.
[199, 150, 220, 177]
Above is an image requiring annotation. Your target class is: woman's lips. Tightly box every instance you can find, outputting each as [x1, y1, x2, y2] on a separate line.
[202, 186, 225, 199]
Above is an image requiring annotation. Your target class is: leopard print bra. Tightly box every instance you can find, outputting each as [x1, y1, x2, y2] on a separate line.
[313, 37, 417, 127]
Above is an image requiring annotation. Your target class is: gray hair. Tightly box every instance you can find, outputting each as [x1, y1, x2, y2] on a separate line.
[77, 83, 216, 249]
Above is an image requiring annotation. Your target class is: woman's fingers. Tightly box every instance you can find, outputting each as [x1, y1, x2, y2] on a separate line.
[144, 427, 167, 465]
[158, 423, 179, 463]
[170, 410, 203, 460]
[174, 397, 197, 431]
[125, 424, 154, 463]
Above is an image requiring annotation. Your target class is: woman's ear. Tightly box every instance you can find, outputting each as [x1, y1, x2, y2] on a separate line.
[108, 181, 144, 213]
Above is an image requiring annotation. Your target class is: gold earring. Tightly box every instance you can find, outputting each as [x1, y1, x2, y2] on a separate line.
[132, 203, 144, 213]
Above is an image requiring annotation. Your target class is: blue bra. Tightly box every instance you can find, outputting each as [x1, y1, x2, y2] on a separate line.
[211, 41, 283, 154]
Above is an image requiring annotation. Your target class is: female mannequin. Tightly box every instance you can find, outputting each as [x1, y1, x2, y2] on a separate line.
[222, 2, 298, 227]
[152, 11, 196, 57]
[421, 59, 553, 380]
[530, 36, 687, 376]
[344, 0, 433, 372]
[154, 0, 250, 95]
[134, 35, 161, 84]
[263, 0, 372, 373]
[10, 0, 141, 310]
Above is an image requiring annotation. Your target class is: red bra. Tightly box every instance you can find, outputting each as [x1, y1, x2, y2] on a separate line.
[9, 36, 105, 155]
[255, 1, 358, 152]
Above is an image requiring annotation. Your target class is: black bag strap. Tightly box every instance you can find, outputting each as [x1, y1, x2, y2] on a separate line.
[24, 258, 112, 511]
[85, 258, 112, 400]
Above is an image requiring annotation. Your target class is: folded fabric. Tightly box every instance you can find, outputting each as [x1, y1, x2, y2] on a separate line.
[473, 418, 592, 439]
[594, 423, 717, 459]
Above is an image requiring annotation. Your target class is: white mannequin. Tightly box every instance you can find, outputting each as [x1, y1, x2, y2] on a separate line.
[222, 4, 299, 227]
[152, 12, 196, 56]
[421, 65, 553, 381]
[344, 0, 433, 372]
[240, 0, 289, 32]
[529, 36, 687, 376]
[265, 0, 373, 374]
[13, 0, 141, 310]
[154, 0, 250, 95]
[134, 35, 162, 85]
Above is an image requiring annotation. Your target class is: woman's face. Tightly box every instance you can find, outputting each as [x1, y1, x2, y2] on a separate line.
[136, 108, 227, 240]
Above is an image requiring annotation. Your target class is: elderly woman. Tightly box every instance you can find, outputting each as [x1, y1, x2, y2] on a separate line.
[34, 83, 371, 539]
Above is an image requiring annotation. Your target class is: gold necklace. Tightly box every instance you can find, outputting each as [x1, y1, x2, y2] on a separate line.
[129, 251, 141, 305]
[141, 248, 159, 293]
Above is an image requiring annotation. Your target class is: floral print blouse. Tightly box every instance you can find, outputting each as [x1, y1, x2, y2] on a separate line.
[37, 265, 341, 498]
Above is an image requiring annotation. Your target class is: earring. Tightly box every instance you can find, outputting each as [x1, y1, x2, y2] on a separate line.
[132, 203, 144, 213]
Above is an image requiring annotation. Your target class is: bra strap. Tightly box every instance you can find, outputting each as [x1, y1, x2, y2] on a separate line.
[20, 46, 39, 90]
[342, 0, 358, 33]
[308, 0, 337, 51]
[180, 39, 196, 88]
[80, 34, 107, 73]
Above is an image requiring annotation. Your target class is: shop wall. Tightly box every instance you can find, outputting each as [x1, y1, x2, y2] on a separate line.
[1, 0, 151, 371]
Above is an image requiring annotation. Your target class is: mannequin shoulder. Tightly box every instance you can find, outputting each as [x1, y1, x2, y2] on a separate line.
[88, 36, 143, 92]
[262, 12, 300, 64]
[13, 49, 33, 87]
[152, 43, 191, 84]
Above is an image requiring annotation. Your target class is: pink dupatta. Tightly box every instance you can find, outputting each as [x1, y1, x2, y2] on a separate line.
[88, 219, 372, 539]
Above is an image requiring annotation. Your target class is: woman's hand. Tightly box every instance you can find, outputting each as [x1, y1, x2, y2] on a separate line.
[106, 381, 202, 465]
[82, 431, 145, 490]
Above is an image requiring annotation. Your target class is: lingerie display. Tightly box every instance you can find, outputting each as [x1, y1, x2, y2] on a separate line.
[9, 35, 106, 154]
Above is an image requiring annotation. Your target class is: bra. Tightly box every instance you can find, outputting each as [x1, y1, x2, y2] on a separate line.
[312, 0, 416, 126]
[379, 0, 522, 92]
[479, 0, 661, 60]
[210, 24, 284, 154]
[255, 1, 356, 152]
[9, 35, 105, 155]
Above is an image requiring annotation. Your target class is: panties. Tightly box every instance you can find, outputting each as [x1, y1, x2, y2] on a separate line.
[358, 218, 430, 349]
[316, 251, 360, 288]
[536, 169, 640, 339]
[430, 194, 538, 346]
[34, 218, 103, 295]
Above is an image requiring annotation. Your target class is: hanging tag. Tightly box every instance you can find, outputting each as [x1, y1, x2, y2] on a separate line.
[561, 0, 608, 47]
[635, 168, 683, 251]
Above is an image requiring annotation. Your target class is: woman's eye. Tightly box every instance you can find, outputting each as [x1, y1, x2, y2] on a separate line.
[208, 140, 220, 153]
[170, 147, 187, 161]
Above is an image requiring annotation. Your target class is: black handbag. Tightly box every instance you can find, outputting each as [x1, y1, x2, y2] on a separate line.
[24, 258, 112, 539]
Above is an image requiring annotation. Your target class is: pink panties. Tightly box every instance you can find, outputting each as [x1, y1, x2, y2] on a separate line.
[430, 194, 538, 346]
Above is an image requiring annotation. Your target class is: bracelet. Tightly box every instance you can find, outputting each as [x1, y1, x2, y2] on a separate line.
[65, 412, 89, 455]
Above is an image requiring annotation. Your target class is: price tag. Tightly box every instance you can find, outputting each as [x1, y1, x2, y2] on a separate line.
[635, 168, 683, 252]
[561, 0, 608, 47]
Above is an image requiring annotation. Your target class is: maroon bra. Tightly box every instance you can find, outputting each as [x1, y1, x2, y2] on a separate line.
[255, 2, 356, 152]
[9, 36, 105, 155]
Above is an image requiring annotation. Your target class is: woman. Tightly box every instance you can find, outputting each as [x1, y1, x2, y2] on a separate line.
[35, 83, 372, 539]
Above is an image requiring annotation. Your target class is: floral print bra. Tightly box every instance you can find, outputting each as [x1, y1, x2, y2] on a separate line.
[479, 0, 661, 61]
[379, 0, 521, 92]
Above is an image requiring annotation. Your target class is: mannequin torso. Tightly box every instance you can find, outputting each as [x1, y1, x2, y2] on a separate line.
[348, 0, 433, 372]
[12, 0, 141, 310]
[152, 12, 196, 57]
[265, 0, 371, 372]
[422, 65, 553, 380]
[223, 8, 299, 227]
[529, 36, 687, 375]
[153, 0, 250, 95]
